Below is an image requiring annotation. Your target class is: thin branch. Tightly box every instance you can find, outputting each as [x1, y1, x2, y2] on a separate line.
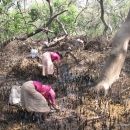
[42, 28, 54, 33]
[56, 17, 68, 35]
[98, 0, 109, 37]
[45, 9, 68, 27]
[48, 35, 67, 47]
[17, 1, 27, 24]
[68, 0, 73, 6]
[74, 7, 88, 23]
[120, 87, 130, 95]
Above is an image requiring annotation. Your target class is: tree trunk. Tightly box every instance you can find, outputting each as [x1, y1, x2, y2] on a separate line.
[93, 9, 130, 92]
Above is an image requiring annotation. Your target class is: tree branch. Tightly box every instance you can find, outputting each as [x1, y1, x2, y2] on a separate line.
[46, 0, 53, 17]
[56, 17, 68, 35]
[17, 1, 27, 24]
[98, 0, 109, 37]
[45, 9, 68, 27]
[2, 9, 68, 44]
[1, 0, 68, 48]
[74, 7, 88, 23]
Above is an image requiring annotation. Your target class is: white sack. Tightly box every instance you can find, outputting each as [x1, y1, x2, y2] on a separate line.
[9, 85, 22, 105]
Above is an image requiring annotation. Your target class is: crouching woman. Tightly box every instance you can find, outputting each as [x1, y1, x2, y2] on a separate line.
[42, 51, 62, 77]
[21, 81, 60, 113]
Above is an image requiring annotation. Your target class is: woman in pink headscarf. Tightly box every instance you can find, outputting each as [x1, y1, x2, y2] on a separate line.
[42, 51, 62, 77]
[21, 80, 60, 112]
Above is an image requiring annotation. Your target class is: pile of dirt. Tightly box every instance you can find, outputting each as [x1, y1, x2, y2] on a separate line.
[8, 57, 42, 79]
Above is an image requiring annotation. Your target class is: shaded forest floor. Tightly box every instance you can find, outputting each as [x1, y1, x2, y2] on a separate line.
[0, 36, 130, 130]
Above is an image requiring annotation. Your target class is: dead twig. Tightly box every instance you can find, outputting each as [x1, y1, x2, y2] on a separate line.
[75, 116, 101, 130]
[120, 87, 130, 95]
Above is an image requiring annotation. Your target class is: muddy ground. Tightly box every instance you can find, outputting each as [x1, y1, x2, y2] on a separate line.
[0, 36, 130, 130]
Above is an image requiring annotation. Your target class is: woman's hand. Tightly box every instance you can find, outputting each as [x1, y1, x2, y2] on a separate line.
[53, 104, 61, 112]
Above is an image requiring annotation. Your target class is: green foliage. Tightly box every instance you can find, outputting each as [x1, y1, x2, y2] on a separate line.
[32, 32, 47, 39]
[44, 0, 77, 35]
[0, 0, 130, 42]
[53, 0, 68, 9]
[86, 26, 103, 37]
[0, 6, 3, 13]
[28, 8, 40, 21]
[111, 14, 119, 28]
[2, 0, 12, 5]
[49, 4, 78, 36]
[12, 13, 34, 34]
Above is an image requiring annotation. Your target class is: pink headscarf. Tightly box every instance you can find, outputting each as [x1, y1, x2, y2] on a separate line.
[50, 52, 61, 63]
[33, 81, 56, 105]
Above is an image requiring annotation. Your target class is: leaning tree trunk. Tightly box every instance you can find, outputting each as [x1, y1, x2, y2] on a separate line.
[94, 9, 130, 92]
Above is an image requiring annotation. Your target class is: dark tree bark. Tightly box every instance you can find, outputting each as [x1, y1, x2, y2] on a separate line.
[92, 9, 130, 94]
